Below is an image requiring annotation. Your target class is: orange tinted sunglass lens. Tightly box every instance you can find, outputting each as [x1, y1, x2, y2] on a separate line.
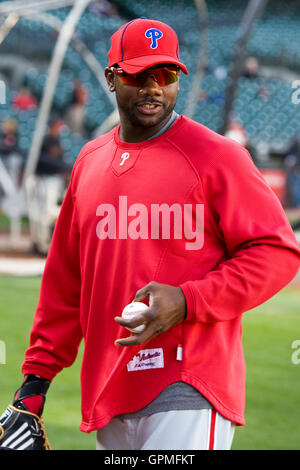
[114, 67, 179, 87]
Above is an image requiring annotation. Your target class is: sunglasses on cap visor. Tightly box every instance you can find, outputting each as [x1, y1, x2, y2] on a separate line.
[112, 65, 180, 87]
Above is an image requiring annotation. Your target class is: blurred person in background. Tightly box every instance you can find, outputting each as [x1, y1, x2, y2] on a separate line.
[0, 117, 23, 192]
[12, 85, 37, 112]
[36, 120, 68, 176]
[89, 0, 119, 16]
[0, 117, 19, 158]
[225, 115, 248, 149]
[242, 56, 260, 79]
[65, 78, 89, 136]
[283, 135, 300, 209]
[26, 120, 71, 255]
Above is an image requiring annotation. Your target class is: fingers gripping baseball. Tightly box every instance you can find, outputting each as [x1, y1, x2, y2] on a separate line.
[133, 281, 156, 303]
[114, 282, 187, 347]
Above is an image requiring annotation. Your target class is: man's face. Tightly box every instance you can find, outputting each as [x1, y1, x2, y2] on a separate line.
[105, 64, 180, 141]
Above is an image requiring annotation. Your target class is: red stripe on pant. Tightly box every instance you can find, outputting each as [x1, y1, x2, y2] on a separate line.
[209, 409, 217, 450]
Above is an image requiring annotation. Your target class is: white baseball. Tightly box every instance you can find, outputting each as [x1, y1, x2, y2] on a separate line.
[121, 302, 148, 333]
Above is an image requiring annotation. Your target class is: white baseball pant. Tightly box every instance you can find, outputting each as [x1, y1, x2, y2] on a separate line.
[96, 409, 235, 450]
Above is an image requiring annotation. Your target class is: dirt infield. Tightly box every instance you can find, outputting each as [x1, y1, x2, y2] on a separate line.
[0, 256, 46, 276]
[0, 232, 46, 276]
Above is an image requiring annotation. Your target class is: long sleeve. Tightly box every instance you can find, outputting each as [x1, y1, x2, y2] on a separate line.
[22, 172, 82, 380]
[180, 146, 300, 324]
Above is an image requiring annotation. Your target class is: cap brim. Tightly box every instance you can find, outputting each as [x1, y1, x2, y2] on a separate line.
[119, 55, 189, 75]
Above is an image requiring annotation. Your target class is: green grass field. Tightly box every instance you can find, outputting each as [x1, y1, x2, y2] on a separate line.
[0, 275, 299, 450]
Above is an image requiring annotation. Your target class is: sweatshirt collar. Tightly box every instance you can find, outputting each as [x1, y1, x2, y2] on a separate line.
[114, 113, 183, 149]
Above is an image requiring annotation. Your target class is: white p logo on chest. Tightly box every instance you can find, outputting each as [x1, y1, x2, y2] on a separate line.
[120, 152, 130, 166]
[111, 148, 141, 176]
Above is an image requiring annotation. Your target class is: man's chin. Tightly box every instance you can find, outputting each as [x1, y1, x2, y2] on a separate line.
[130, 109, 171, 129]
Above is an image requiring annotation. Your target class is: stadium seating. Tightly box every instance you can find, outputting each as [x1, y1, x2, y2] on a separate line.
[0, 0, 300, 166]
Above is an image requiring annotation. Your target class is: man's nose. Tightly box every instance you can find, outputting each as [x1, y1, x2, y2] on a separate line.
[137, 75, 163, 96]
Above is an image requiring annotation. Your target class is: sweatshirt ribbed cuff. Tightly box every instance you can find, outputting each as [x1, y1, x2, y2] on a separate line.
[179, 281, 197, 322]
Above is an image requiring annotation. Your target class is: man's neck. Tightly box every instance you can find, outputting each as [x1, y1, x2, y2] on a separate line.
[145, 111, 179, 140]
[118, 111, 179, 143]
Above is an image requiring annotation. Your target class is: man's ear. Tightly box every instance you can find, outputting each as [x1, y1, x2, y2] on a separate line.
[105, 67, 116, 92]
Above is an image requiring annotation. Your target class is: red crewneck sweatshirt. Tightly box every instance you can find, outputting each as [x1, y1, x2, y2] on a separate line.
[22, 116, 300, 431]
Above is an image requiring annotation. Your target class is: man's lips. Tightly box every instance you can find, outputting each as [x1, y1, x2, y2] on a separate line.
[136, 101, 163, 115]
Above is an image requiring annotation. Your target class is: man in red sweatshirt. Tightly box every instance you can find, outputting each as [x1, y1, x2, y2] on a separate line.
[1, 18, 299, 451]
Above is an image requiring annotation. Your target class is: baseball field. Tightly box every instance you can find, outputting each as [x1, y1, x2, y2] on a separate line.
[0, 274, 299, 450]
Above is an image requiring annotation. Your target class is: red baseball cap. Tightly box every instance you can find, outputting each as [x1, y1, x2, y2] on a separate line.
[108, 18, 189, 75]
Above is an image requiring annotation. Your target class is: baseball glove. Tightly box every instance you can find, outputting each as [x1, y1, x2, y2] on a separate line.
[0, 375, 51, 450]
[0, 405, 51, 450]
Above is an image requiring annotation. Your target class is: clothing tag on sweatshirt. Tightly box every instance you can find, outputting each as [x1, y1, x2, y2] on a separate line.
[127, 348, 164, 372]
